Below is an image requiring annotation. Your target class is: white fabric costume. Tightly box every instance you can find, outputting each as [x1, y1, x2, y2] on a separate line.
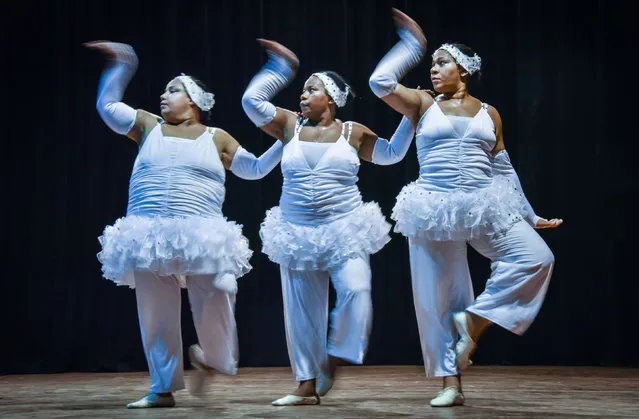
[369, 30, 555, 378]
[91, 44, 277, 394]
[260, 119, 391, 380]
[241, 47, 415, 383]
[392, 102, 555, 377]
[98, 124, 251, 391]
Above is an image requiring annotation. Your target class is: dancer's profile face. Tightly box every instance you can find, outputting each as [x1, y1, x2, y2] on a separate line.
[299, 76, 332, 118]
[430, 50, 465, 93]
[160, 79, 194, 117]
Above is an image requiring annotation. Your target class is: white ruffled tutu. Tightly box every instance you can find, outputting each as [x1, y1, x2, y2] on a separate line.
[392, 175, 527, 241]
[97, 215, 253, 288]
[260, 202, 391, 271]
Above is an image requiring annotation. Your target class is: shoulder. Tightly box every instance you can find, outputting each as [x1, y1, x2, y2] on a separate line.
[483, 102, 501, 120]
[209, 126, 229, 141]
[346, 121, 374, 136]
[132, 110, 162, 141]
[210, 127, 239, 146]
[345, 121, 376, 141]
[208, 127, 240, 156]
[480, 102, 501, 129]
[136, 109, 162, 125]
[416, 89, 436, 109]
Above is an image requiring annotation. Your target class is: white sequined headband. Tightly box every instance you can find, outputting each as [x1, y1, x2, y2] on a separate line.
[176, 74, 215, 111]
[434, 44, 482, 75]
[311, 72, 350, 107]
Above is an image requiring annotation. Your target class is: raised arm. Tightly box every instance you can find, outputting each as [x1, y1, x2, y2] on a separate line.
[369, 9, 433, 125]
[241, 39, 301, 143]
[84, 41, 159, 144]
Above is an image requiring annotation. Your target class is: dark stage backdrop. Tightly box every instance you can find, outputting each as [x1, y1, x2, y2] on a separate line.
[4, 0, 635, 374]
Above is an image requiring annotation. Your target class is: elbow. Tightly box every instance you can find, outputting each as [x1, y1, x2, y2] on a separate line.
[368, 73, 395, 98]
[241, 90, 259, 115]
[97, 99, 117, 117]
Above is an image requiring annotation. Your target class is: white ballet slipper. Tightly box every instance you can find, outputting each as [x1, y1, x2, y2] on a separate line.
[271, 394, 320, 406]
[126, 393, 175, 409]
[429, 386, 465, 407]
[188, 344, 215, 396]
[453, 311, 477, 370]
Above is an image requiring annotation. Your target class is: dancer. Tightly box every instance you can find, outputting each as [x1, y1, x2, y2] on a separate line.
[241, 39, 415, 406]
[369, 9, 562, 407]
[86, 41, 282, 408]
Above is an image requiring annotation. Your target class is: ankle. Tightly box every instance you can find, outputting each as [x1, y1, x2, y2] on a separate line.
[293, 379, 316, 396]
[442, 375, 461, 392]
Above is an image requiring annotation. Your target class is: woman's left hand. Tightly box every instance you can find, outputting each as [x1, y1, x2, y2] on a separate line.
[535, 217, 563, 229]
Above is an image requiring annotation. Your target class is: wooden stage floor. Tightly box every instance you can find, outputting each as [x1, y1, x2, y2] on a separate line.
[2, 366, 638, 418]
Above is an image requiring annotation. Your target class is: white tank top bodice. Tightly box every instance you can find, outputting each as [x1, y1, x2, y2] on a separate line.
[416, 102, 496, 192]
[126, 124, 225, 217]
[279, 120, 362, 226]
[392, 101, 527, 241]
[299, 140, 332, 169]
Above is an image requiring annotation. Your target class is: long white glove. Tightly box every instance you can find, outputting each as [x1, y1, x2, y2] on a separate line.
[369, 28, 425, 98]
[230, 141, 283, 180]
[241, 52, 295, 127]
[95, 43, 138, 134]
[371, 116, 415, 165]
[493, 150, 541, 227]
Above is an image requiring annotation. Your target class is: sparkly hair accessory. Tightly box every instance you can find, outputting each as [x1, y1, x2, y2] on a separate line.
[176, 73, 215, 111]
[311, 72, 350, 107]
[435, 44, 482, 75]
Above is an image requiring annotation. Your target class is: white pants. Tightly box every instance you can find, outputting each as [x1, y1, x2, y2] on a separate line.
[134, 271, 238, 393]
[409, 221, 554, 377]
[280, 256, 373, 381]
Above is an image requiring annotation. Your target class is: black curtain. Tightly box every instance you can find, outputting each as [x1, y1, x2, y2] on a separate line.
[4, 0, 635, 374]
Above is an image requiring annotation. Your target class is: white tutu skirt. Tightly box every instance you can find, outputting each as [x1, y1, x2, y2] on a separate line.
[392, 175, 527, 241]
[97, 215, 253, 288]
[260, 202, 391, 271]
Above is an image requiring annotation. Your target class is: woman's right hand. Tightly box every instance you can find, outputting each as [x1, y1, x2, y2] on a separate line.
[83, 41, 138, 64]
[391, 8, 427, 50]
[257, 39, 300, 72]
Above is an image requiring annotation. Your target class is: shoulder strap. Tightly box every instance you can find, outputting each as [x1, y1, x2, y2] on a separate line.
[346, 121, 353, 142]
